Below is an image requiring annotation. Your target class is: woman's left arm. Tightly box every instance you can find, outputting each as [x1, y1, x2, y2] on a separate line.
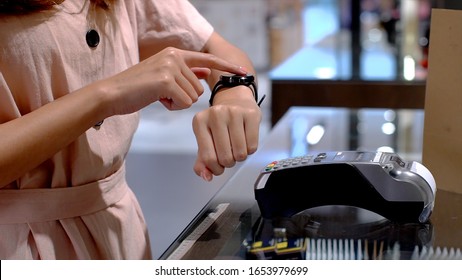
[192, 32, 263, 181]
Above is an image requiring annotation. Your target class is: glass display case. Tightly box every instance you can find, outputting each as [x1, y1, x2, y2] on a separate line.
[161, 107, 462, 260]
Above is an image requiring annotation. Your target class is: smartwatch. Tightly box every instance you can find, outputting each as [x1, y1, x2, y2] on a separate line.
[209, 74, 265, 106]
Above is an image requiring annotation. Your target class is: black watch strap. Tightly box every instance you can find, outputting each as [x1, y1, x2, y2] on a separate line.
[209, 74, 265, 107]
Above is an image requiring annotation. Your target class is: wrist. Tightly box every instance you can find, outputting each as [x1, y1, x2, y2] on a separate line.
[86, 80, 114, 128]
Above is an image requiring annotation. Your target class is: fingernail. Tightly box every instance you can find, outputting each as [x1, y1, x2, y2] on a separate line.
[200, 171, 212, 182]
[239, 66, 248, 74]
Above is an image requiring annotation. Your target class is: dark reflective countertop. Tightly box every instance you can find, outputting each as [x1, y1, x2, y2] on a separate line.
[161, 107, 462, 260]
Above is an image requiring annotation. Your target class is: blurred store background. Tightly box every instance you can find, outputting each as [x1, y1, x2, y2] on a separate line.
[126, 0, 461, 259]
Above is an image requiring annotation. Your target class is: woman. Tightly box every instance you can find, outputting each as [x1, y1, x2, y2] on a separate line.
[0, 0, 262, 259]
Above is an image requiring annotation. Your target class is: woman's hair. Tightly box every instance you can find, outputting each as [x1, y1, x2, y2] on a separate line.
[0, 0, 114, 14]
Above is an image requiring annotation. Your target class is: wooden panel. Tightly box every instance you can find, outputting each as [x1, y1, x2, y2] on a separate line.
[271, 80, 426, 126]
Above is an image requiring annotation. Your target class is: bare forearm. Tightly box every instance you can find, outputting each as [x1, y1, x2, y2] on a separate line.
[202, 33, 257, 89]
[0, 83, 108, 187]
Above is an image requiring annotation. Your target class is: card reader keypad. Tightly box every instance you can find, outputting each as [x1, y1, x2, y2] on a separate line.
[264, 155, 314, 172]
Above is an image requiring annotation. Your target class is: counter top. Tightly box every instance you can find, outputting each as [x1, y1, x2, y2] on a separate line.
[161, 107, 462, 260]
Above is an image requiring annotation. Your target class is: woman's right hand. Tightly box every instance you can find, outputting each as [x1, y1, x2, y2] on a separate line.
[98, 47, 246, 118]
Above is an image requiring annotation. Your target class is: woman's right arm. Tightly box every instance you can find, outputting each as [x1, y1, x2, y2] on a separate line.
[0, 82, 108, 187]
[0, 47, 246, 187]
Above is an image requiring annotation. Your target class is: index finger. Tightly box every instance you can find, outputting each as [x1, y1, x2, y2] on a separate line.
[183, 51, 247, 75]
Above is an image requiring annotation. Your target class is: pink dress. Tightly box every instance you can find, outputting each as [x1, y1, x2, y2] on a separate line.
[0, 0, 213, 259]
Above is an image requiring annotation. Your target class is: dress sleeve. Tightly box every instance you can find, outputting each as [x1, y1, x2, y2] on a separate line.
[135, 0, 214, 60]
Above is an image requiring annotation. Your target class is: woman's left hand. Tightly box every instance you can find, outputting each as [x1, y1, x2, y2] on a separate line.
[192, 86, 262, 181]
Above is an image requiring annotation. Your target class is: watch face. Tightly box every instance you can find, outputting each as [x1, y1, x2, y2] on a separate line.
[222, 74, 255, 86]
